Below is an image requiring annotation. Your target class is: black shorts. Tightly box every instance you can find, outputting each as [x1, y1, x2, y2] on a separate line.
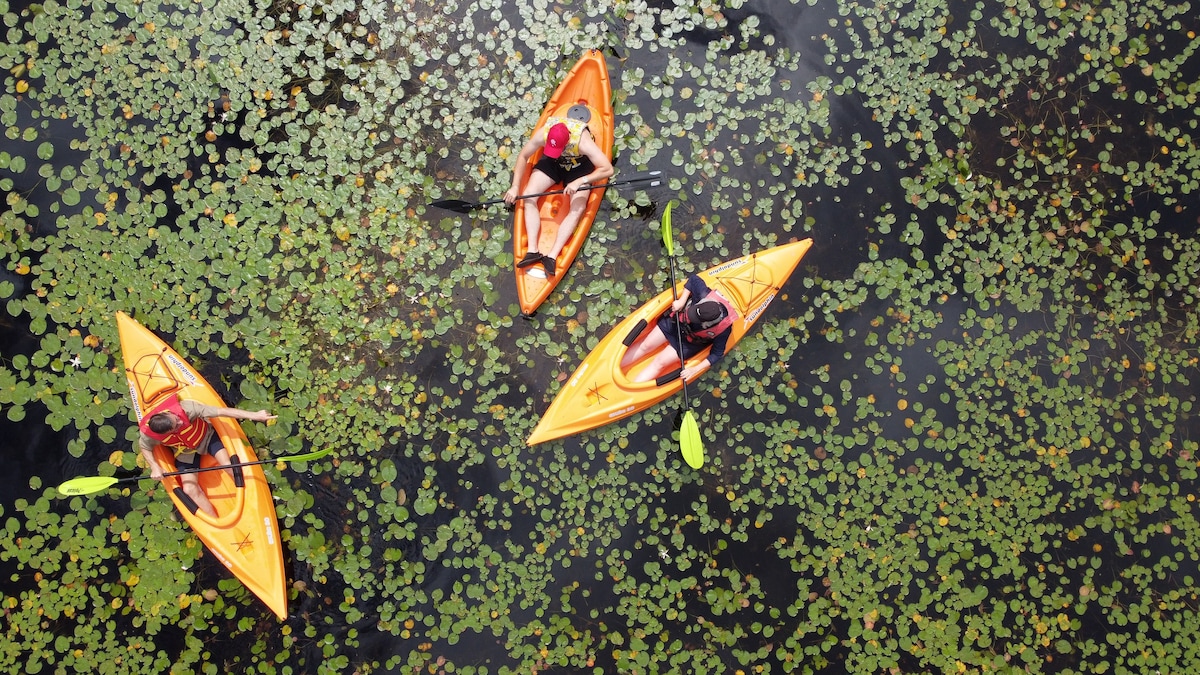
[656, 315, 708, 360]
[176, 434, 226, 468]
[534, 155, 595, 187]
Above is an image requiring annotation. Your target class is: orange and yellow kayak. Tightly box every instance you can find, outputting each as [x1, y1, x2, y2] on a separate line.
[116, 312, 287, 620]
[527, 239, 814, 445]
[514, 49, 615, 317]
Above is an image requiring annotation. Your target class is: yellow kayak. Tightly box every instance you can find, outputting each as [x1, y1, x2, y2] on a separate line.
[514, 49, 615, 317]
[528, 239, 814, 445]
[116, 312, 287, 620]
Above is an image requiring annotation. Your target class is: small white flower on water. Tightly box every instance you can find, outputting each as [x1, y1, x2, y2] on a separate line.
[383, 384, 393, 393]
[69, 354, 82, 367]
[658, 546, 670, 562]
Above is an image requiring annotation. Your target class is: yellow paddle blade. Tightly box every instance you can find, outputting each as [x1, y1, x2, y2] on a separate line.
[680, 411, 704, 469]
[660, 200, 675, 257]
[56, 476, 122, 497]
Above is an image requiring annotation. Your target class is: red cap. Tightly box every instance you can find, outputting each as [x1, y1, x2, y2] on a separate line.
[543, 123, 570, 159]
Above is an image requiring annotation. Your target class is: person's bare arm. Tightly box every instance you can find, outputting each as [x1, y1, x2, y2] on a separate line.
[504, 135, 544, 203]
[212, 407, 276, 423]
[140, 442, 165, 480]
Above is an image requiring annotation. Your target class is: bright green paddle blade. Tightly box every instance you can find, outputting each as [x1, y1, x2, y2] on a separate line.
[279, 447, 334, 463]
[660, 200, 675, 257]
[56, 476, 121, 497]
[680, 411, 704, 469]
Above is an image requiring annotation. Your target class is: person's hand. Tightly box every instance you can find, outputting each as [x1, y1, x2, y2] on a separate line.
[681, 365, 700, 382]
[250, 410, 277, 423]
[564, 179, 589, 196]
[150, 464, 164, 481]
[503, 186, 519, 205]
[671, 297, 688, 314]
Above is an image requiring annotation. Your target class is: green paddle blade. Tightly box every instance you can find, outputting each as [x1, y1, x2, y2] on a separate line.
[278, 447, 334, 463]
[680, 410, 704, 469]
[660, 200, 675, 257]
[56, 476, 121, 497]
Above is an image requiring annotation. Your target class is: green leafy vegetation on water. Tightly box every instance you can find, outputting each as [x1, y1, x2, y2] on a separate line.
[1, 0, 1198, 672]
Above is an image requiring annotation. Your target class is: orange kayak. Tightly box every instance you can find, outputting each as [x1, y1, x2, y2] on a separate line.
[116, 312, 287, 620]
[527, 239, 814, 445]
[514, 49, 615, 317]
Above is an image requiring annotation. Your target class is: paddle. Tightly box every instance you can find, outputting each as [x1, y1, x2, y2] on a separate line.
[660, 201, 705, 469]
[55, 447, 334, 497]
[428, 170, 664, 213]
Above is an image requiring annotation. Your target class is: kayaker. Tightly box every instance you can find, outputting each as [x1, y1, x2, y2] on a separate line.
[138, 396, 276, 517]
[503, 114, 614, 277]
[621, 274, 739, 383]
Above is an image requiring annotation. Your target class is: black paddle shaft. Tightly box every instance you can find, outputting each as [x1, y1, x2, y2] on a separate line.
[428, 171, 664, 213]
[666, 253, 692, 411]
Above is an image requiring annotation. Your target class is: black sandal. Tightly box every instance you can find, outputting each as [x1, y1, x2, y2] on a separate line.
[517, 251, 542, 268]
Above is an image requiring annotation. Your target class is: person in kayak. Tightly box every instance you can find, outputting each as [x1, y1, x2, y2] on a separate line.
[620, 274, 739, 383]
[503, 112, 613, 277]
[138, 395, 276, 517]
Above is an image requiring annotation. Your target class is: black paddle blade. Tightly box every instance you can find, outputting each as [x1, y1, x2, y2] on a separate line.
[428, 199, 487, 213]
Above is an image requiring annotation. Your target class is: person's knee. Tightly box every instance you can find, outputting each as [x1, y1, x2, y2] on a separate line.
[182, 481, 206, 501]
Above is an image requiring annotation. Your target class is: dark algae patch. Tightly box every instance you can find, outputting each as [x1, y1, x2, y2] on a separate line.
[2, 0, 1199, 672]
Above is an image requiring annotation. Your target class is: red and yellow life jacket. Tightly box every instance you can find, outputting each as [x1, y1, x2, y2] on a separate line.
[139, 395, 210, 455]
[682, 291, 737, 342]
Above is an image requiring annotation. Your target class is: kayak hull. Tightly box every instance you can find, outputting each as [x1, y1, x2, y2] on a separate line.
[514, 49, 615, 316]
[116, 312, 288, 620]
[527, 239, 814, 445]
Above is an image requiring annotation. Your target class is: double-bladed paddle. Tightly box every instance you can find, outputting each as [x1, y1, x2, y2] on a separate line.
[55, 447, 334, 497]
[660, 201, 705, 469]
[428, 170, 664, 213]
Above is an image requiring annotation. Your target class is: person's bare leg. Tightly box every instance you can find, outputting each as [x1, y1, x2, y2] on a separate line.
[521, 171, 557, 254]
[180, 472, 217, 517]
[635, 347, 688, 383]
[211, 446, 233, 480]
[622, 326, 674, 382]
[181, 446, 232, 518]
[544, 189, 590, 260]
